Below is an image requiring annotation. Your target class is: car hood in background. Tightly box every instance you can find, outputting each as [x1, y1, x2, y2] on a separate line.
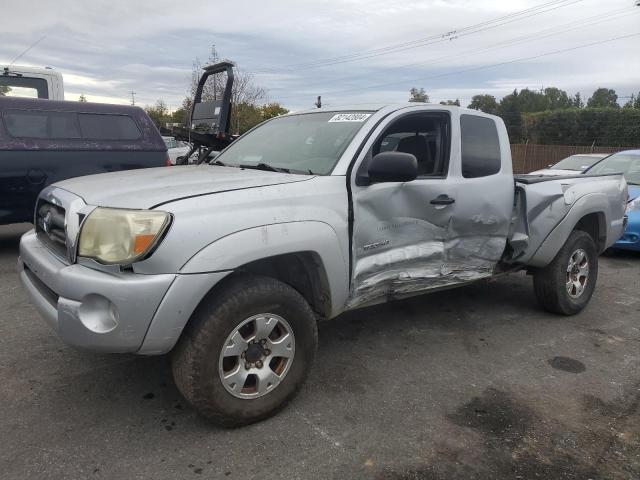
[628, 185, 640, 203]
[528, 168, 583, 176]
[54, 165, 314, 209]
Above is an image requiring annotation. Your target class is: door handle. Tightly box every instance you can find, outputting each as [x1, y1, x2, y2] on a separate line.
[430, 194, 455, 205]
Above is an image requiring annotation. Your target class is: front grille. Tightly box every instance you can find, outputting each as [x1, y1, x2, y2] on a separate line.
[35, 199, 68, 261]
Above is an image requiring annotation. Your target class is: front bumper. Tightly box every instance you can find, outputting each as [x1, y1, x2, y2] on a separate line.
[19, 230, 175, 353]
[613, 212, 640, 251]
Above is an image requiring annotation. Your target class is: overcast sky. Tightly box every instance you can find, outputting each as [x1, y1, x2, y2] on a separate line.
[1, 0, 638, 111]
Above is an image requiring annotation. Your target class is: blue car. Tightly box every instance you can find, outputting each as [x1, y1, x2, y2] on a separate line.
[587, 150, 640, 251]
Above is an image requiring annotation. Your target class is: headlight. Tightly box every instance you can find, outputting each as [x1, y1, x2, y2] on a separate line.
[627, 197, 640, 213]
[78, 208, 171, 264]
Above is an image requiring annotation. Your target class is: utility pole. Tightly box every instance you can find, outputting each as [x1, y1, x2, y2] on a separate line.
[130, 91, 136, 106]
[315, 96, 321, 108]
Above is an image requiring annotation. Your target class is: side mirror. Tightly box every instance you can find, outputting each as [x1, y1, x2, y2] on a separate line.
[365, 151, 418, 184]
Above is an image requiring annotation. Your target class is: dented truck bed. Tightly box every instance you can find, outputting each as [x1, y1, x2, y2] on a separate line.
[507, 173, 627, 267]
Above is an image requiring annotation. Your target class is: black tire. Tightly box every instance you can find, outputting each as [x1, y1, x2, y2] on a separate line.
[171, 274, 318, 427]
[533, 230, 598, 315]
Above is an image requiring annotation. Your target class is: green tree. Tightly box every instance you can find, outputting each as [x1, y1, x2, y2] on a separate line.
[0, 84, 11, 96]
[225, 102, 290, 135]
[439, 99, 460, 106]
[170, 97, 192, 125]
[623, 94, 635, 109]
[144, 99, 170, 129]
[543, 87, 572, 110]
[231, 102, 262, 134]
[623, 93, 640, 109]
[587, 88, 619, 108]
[78, 94, 87, 102]
[572, 92, 584, 108]
[498, 90, 524, 142]
[517, 88, 547, 112]
[260, 103, 289, 120]
[409, 87, 429, 103]
[523, 108, 640, 146]
[468, 94, 498, 114]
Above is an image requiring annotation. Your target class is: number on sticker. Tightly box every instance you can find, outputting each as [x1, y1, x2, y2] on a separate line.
[328, 113, 372, 123]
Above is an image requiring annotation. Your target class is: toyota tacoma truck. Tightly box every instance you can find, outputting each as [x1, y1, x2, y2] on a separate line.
[18, 104, 628, 426]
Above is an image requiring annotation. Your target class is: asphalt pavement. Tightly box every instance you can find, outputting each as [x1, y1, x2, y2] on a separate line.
[1, 223, 639, 479]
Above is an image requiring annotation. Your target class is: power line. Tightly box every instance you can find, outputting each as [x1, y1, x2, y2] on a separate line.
[251, 0, 583, 73]
[277, 31, 640, 103]
[269, 6, 636, 95]
[256, 0, 580, 71]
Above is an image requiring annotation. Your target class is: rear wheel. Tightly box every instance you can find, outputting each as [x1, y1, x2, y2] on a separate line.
[171, 275, 317, 427]
[533, 230, 598, 315]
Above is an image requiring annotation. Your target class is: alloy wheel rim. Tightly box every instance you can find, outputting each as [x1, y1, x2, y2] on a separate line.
[218, 313, 295, 399]
[566, 248, 589, 299]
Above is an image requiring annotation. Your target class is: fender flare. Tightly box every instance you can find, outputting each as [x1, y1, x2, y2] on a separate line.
[527, 193, 611, 267]
[139, 221, 349, 355]
[180, 221, 350, 315]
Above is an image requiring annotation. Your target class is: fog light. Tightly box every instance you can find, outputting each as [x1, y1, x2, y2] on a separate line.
[78, 294, 119, 333]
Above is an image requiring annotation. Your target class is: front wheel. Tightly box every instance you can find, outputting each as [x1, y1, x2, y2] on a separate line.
[171, 275, 318, 427]
[533, 230, 598, 315]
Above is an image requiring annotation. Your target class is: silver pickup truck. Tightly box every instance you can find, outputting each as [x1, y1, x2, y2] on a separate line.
[18, 104, 627, 426]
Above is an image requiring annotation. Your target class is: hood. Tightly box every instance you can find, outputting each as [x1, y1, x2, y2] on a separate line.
[528, 168, 582, 176]
[55, 165, 314, 209]
[628, 185, 640, 203]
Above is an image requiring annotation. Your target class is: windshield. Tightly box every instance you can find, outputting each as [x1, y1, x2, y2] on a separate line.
[552, 154, 602, 171]
[587, 152, 640, 185]
[214, 111, 373, 174]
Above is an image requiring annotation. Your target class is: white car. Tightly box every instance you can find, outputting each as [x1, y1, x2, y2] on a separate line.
[529, 153, 609, 176]
[162, 136, 192, 165]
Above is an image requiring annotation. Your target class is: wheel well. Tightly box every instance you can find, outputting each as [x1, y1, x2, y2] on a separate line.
[574, 212, 605, 252]
[233, 252, 332, 320]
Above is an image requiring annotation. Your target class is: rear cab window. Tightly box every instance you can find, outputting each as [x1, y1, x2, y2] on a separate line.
[460, 114, 501, 178]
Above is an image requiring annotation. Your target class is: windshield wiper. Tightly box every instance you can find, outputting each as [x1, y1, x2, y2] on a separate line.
[240, 162, 291, 173]
[238, 163, 319, 175]
[210, 159, 231, 167]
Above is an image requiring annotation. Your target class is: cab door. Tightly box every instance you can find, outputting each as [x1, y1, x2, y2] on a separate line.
[347, 110, 511, 309]
[349, 110, 459, 309]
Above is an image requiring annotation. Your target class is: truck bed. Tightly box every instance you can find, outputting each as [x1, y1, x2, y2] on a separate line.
[513, 172, 623, 184]
[507, 172, 627, 266]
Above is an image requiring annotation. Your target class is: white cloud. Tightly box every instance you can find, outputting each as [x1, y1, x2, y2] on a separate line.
[1, 0, 638, 110]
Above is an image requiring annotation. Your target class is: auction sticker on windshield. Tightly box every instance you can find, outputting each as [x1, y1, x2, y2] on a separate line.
[328, 113, 372, 122]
